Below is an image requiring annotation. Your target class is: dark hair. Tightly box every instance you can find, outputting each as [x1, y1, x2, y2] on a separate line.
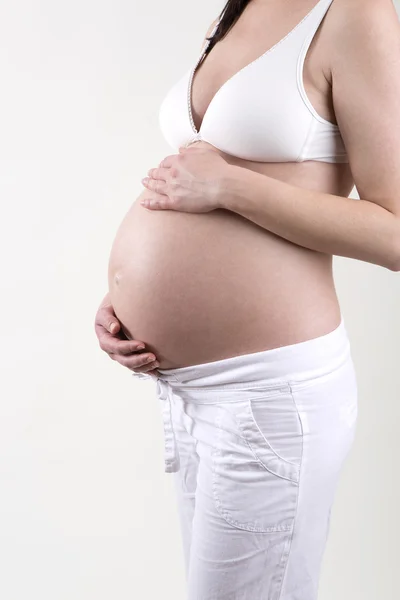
[205, 0, 252, 55]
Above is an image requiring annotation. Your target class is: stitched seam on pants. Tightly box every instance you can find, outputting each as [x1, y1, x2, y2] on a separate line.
[246, 398, 302, 469]
[170, 384, 291, 395]
[212, 449, 293, 533]
[236, 407, 301, 484]
[211, 407, 294, 534]
[276, 382, 305, 599]
[241, 433, 299, 484]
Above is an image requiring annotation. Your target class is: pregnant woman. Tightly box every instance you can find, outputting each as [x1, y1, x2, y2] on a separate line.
[95, 0, 400, 597]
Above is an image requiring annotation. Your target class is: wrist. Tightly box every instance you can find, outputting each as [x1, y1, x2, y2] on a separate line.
[218, 164, 248, 211]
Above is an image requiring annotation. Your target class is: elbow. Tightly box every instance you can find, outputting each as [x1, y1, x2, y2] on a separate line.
[387, 231, 400, 272]
[388, 259, 400, 272]
[388, 262, 400, 272]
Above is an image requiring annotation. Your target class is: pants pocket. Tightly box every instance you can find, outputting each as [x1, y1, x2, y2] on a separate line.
[211, 388, 303, 533]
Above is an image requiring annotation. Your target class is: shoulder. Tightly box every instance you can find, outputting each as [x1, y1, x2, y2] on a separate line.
[326, 0, 400, 218]
[327, 0, 398, 24]
[319, 0, 400, 85]
[326, 0, 400, 60]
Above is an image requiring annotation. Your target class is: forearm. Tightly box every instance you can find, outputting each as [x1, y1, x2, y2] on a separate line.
[220, 165, 400, 271]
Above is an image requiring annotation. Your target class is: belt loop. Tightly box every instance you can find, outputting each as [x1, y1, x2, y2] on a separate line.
[156, 378, 180, 473]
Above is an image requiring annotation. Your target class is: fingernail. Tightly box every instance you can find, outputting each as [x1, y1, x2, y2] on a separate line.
[109, 322, 118, 333]
[137, 344, 145, 350]
[146, 356, 155, 363]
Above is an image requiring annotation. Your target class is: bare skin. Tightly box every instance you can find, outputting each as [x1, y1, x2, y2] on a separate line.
[94, 292, 160, 377]
[98, 0, 356, 371]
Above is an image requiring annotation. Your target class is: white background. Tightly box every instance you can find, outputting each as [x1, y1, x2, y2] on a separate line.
[0, 1, 399, 598]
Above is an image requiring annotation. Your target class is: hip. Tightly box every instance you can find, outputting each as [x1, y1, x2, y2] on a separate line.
[154, 315, 358, 481]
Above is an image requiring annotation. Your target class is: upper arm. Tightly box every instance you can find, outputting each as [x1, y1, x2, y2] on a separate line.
[330, 0, 400, 217]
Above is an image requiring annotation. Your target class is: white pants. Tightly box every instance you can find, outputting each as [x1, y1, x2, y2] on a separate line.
[149, 317, 358, 599]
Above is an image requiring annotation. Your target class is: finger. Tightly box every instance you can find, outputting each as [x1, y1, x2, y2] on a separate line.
[146, 367, 160, 376]
[131, 363, 160, 374]
[141, 176, 169, 195]
[109, 321, 119, 334]
[95, 304, 121, 335]
[133, 367, 160, 379]
[147, 167, 169, 181]
[98, 329, 147, 355]
[178, 143, 204, 152]
[140, 193, 176, 211]
[159, 153, 179, 168]
[115, 353, 159, 371]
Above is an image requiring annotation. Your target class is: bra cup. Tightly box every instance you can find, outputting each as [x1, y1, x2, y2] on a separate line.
[158, 67, 195, 150]
[198, 57, 313, 163]
[157, 0, 348, 164]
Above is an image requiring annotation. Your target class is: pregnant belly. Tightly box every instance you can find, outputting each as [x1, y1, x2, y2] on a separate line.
[108, 190, 340, 368]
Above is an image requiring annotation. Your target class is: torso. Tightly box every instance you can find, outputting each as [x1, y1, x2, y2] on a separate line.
[108, 0, 355, 369]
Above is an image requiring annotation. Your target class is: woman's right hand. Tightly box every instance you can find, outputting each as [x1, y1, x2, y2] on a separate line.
[94, 293, 160, 377]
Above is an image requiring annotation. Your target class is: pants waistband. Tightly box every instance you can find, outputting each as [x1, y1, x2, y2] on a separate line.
[153, 315, 351, 473]
[156, 315, 350, 392]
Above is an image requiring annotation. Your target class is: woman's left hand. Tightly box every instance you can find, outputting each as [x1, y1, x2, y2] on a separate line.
[140, 144, 231, 213]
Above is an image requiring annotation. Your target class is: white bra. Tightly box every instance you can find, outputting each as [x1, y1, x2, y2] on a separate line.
[158, 0, 348, 164]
